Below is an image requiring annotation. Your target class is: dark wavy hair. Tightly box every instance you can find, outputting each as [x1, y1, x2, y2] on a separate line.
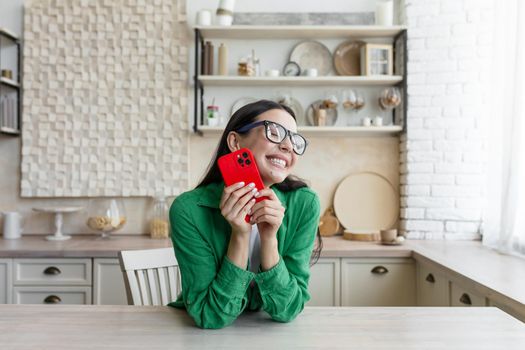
[197, 99, 322, 265]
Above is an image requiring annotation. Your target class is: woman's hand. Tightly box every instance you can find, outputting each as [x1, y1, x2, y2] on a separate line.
[249, 188, 285, 241]
[219, 182, 258, 236]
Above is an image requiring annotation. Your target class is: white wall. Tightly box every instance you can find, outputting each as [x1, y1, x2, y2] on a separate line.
[399, 0, 491, 239]
[0, 0, 489, 240]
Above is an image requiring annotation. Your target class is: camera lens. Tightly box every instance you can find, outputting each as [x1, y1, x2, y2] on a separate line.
[242, 152, 248, 158]
[237, 158, 244, 164]
[245, 159, 251, 165]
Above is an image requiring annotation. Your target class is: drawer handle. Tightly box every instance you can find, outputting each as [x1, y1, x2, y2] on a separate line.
[44, 295, 62, 304]
[425, 273, 435, 283]
[371, 266, 389, 275]
[43, 266, 61, 275]
[459, 293, 472, 305]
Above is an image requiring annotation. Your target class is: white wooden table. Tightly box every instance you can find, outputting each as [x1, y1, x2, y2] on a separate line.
[0, 305, 524, 349]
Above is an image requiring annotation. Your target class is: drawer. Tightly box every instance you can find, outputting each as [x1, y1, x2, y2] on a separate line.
[13, 259, 92, 286]
[13, 286, 92, 305]
[417, 262, 450, 306]
[450, 281, 487, 306]
[341, 258, 416, 306]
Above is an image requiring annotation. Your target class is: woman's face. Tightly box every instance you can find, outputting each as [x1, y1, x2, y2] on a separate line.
[229, 109, 298, 187]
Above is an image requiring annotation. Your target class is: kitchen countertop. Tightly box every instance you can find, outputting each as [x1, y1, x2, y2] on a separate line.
[1, 305, 524, 349]
[1, 235, 524, 312]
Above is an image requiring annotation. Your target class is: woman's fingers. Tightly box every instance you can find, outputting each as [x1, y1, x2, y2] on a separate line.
[250, 206, 283, 224]
[220, 182, 256, 215]
[254, 188, 277, 201]
[229, 188, 258, 218]
[219, 182, 245, 208]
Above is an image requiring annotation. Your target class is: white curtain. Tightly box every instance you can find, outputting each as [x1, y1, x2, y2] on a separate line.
[483, 0, 525, 256]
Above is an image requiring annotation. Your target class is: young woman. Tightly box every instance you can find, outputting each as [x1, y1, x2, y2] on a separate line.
[169, 99, 321, 329]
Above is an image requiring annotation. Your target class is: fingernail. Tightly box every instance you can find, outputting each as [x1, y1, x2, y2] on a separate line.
[254, 192, 260, 197]
[238, 182, 245, 187]
[251, 188, 257, 194]
[248, 182, 255, 188]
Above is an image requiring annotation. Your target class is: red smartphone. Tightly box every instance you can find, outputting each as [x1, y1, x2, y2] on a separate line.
[218, 148, 269, 222]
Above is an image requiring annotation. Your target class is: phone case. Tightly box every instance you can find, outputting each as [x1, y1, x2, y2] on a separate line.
[218, 148, 269, 222]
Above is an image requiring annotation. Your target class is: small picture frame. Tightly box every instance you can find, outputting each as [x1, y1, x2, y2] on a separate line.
[360, 43, 393, 76]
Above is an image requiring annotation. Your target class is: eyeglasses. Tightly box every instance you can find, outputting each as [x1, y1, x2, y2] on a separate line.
[236, 120, 308, 155]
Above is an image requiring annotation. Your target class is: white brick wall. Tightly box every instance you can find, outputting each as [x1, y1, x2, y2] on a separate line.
[400, 0, 491, 240]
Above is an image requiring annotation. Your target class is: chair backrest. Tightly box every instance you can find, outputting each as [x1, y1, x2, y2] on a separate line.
[118, 248, 180, 306]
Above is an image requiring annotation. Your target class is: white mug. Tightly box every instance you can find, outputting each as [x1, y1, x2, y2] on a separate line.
[2, 211, 23, 239]
[265, 69, 280, 77]
[303, 68, 318, 77]
[373, 116, 383, 126]
[362, 117, 372, 127]
[196, 9, 212, 26]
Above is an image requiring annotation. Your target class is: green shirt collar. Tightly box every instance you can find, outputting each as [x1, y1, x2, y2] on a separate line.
[196, 181, 287, 210]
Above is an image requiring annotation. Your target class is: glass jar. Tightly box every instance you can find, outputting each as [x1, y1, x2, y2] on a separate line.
[86, 198, 127, 239]
[206, 105, 220, 126]
[149, 196, 170, 239]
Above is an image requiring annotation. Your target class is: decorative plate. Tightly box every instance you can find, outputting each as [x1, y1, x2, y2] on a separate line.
[274, 96, 304, 124]
[290, 41, 333, 76]
[305, 100, 338, 126]
[231, 97, 258, 117]
[333, 40, 364, 76]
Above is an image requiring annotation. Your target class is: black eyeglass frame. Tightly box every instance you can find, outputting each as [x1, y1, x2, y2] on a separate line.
[235, 120, 308, 155]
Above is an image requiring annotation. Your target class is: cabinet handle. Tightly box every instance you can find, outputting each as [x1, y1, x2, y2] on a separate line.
[459, 293, 472, 305]
[44, 295, 62, 304]
[43, 266, 61, 275]
[425, 273, 435, 283]
[371, 266, 389, 275]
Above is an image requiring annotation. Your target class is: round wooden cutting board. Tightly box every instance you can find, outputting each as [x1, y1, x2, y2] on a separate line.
[333, 172, 398, 234]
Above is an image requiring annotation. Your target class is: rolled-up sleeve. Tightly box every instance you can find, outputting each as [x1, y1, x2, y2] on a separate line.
[253, 192, 320, 322]
[170, 199, 255, 329]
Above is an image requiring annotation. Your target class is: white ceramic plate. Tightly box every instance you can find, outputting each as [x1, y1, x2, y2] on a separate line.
[231, 97, 258, 117]
[290, 41, 333, 76]
[333, 172, 398, 232]
[305, 100, 338, 126]
[274, 96, 304, 124]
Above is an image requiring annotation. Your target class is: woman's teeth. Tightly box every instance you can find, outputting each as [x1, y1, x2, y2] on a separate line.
[269, 157, 286, 168]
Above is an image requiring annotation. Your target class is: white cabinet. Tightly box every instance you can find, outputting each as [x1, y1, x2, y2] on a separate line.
[93, 258, 127, 305]
[12, 258, 92, 305]
[416, 262, 450, 306]
[341, 258, 416, 306]
[307, 258, 340, 306]
[0, 259, 12, 303]
[450, 281, 487, 307]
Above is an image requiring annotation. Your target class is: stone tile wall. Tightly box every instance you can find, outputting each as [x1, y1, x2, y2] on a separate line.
[21, 0, 189, 197]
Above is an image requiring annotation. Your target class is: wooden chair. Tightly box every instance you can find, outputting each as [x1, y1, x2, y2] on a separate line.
[118, 248, 181, 306]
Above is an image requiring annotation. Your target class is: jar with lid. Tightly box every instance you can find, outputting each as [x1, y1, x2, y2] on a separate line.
[206, 105, 221, 126]
[149, 196, 170, 239]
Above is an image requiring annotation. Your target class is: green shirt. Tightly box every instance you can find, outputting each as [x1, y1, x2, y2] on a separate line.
[168, 181, 320, 329]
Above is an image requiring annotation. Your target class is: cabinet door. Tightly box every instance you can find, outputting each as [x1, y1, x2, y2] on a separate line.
[13, 286, 92, 305]
[0, 259, 12, 304]
[93, 258, 127, 305]
[450, 281, 487, 307]
[307, 258, 340, 306]
[416, 262, 450, 306]
[341, 258, 416, 306]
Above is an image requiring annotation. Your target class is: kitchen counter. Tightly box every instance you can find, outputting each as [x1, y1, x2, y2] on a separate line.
[1, 305, 524, 349]
[1, 235, 524, 314]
